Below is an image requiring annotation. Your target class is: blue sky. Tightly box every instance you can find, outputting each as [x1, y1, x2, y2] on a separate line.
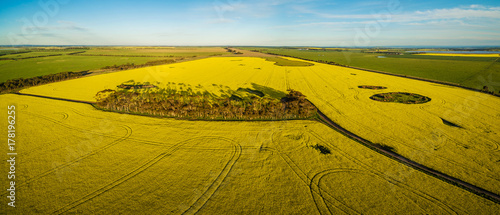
[0, 0, 499, 46]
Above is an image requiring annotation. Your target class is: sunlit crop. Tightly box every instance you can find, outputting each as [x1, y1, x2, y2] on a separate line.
[11, 56, 500, 213]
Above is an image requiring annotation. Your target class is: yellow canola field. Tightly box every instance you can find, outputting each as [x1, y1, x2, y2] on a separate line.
[1, 94, 499, 214]
[417, 53, 500, 57]
[21, 57, 500, 196]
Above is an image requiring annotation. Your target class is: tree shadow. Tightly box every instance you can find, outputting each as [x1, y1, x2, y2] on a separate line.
[251, 83, 287, 99]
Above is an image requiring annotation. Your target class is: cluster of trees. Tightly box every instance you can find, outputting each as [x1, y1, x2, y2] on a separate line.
[118, 83, 156, 89]
[95, 88, 317, 120]
[225, 48, 243, 54]
[101, 59, 177, 70]
[369, 92, 431, 104]
[481, 86, 499, 95]
[0, 71, 89, 93]
[358, 85, 387, 90]
[311, 144, 331, 154]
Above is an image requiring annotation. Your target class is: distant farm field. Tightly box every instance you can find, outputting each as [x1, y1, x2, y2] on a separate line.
[0, 55, 165, 82]
[0, 47, 231, 82]
[243, 48, 500, 90]
[80, 47, 230, 57]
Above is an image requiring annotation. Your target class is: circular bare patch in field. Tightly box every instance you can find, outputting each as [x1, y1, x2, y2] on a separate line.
[358, 85, 387, 90]
[370, 92, 431, 104]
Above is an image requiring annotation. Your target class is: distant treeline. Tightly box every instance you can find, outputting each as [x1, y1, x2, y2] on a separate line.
[225, 47, 243, 54]
[73, 53, 191, 58]
[101, 59, 178, 70]
[0, 51, 31, 57]
[66, 51, 87, 55]
[0, 50, 90, 60]
[0, 71, 90, 93]
[0, 53, 63, 60]
[26, 47, 90, 51]
[95, 88, 317, 120]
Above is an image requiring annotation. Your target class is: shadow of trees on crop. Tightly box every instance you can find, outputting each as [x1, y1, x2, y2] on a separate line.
[251, 83, 287, 99]
[440, 118, 463, 128]
[373, 143, 396, 152]
[236, 87, 265, 97]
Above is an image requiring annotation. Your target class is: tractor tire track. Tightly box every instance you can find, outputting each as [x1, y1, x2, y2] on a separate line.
[260, 146, 348, 215]
[325, 106, 500, 184]
[284, 69, 291, 90]
[53, 136, 240, 215]
[307, 129, 462, 214]
[313, 169, 437, 215]
[297, 69, 344, 116]
[311, 67, 346, 99]
[181, 136, 242, 215]
[310, 169, 364, 215]
[1, 124, 132, 197]
[270, 129, 311, 154]
[263, 67, 275, 87]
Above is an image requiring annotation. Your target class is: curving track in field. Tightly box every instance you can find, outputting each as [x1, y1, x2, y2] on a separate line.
[180, 136, 242, 215]
[315, 109, 500, 205]
[306, 130, 462, 215]
[0, 121, 132, 197]
[265, 126, 460, 214]
[53, 136, 241, 215]
[298, 71, 500, 186]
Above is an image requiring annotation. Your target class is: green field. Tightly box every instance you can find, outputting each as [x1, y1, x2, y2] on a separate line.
[0, 55, 166, 82]
[77, 47, 230, 57]
[241, 48, 500, 90]
[0, 47, 231, 83]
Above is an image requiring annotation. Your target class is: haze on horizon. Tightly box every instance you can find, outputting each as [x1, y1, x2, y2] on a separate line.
[0, 0, 499, 47]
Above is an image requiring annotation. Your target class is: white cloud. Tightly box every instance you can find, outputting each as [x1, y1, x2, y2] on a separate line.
[22, 20, 88, 32]
[294, 5, 500, 22]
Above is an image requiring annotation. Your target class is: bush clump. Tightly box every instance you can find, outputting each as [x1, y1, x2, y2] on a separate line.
[311, 144, 331, 154]
[95, 84, 318, 121]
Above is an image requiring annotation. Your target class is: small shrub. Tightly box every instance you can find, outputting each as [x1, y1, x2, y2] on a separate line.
[311, 144, 331, 154]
